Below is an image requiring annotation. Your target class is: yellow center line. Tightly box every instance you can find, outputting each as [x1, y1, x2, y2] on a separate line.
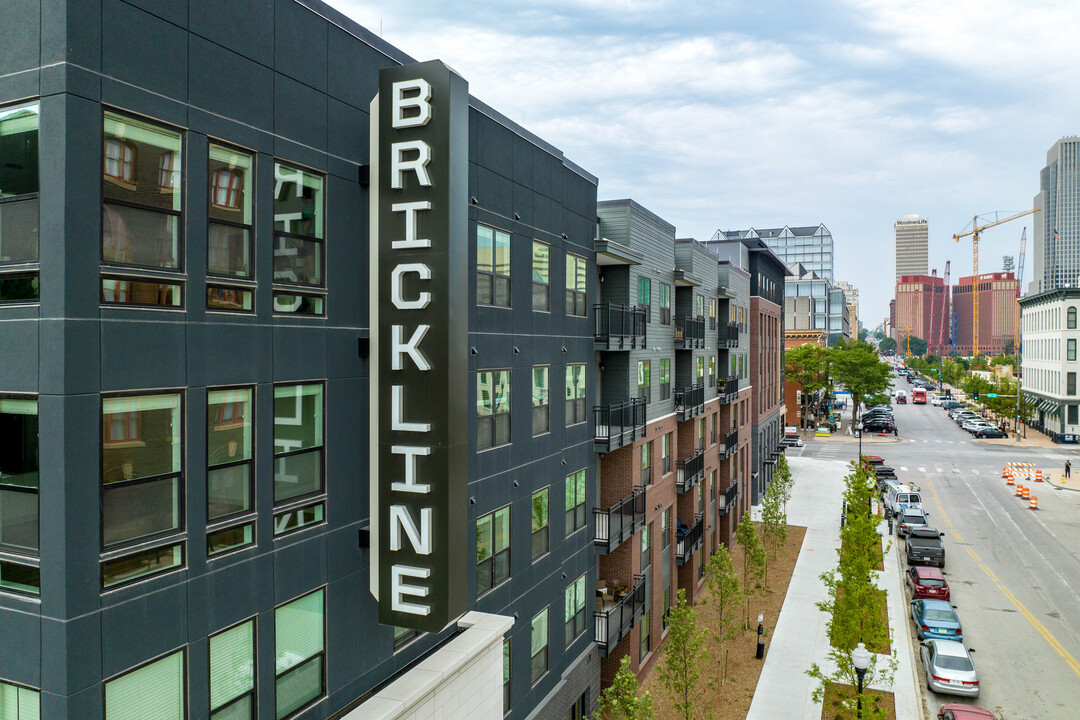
[921, 476, 1080, 678]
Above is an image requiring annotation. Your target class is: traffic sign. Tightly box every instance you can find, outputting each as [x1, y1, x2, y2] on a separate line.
[986, 393, 998, 398]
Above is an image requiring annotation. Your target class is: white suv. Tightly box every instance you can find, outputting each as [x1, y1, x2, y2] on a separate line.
[930, 395, 943, 406]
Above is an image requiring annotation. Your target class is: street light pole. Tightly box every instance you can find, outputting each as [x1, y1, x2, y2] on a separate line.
[851, 641, 872, 720]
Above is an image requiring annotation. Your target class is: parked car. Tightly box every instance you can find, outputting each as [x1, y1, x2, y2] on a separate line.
[962, 420, 995, 434]
[864, 455, 886, 466]
[896, 394, 908, 404]
[931, 395, 944, 406]
[973, 427, 1007, 439]
[864, 419, 896, 433]
[937, 703, 996, 719]
[886, 484, 923, 517]
[921, 639, 980, 697]
[912, 599, 963, 642]
[906, 527, 946, 567]
[941, 400, 962, 410]
[907, 566, 951, 600]
[896, 508, 929, 537]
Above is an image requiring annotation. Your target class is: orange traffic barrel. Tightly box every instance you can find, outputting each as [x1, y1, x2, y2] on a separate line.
[1036, 470, 1043, 482]
[1002, 465, 1010, 477]
[1006, 473, 1015, 486]
[1016, 484, 1024, 497]
[1030, 496, 1038, 510]
[1022, 486, 1031, 500]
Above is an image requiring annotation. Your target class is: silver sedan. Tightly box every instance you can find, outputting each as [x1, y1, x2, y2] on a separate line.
[920, 639, 980, 698]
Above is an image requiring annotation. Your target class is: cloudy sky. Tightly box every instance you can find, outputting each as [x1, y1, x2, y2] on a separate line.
[323, 0, 1080, 325]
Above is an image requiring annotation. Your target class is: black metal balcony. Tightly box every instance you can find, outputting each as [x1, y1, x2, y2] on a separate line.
[675, 513, 704, 566]
[593, 486, 646, 555]
[719, 322, 739, 348]
[673, 315, 705, 349]
[717, 375, 739, 404]
[674, 383, 705, 421]
[594, 303, 647, 351]
[718, 481, 739, 516]
[675, 449, 704, 494]
[593, 399, 646, 453]
[722, 427, 739, 459]
[594, 573, 647, 658]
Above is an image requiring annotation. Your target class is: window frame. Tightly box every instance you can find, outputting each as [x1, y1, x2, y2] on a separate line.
[1069, 307, 1077, 330]
[272, 382, 326, 538]
[531, 366, 550, 437]
[0, 395, 40, 581]
[1070, 339, 1077, 362]
[477, 504, 511, 596]
[207, 141, 256, 313]
[659, 358, 670, 401]
[209, 616, 257, 720]
[273, 587, 326, 720]
[103, 647, 187, 720]
[565, 363, 587, 426]
[477, 223, 511, 308]
[565, 253, 587, 317]
[658, 282, 671, 325]
[530, 607, 549, 684]
[478, 369, 512, 451]
[271, 160, 326, 316]
[0, 100, 41, 305]
[564, 573, 586, 647]
[637, 276, 651, 320]
[207, 385, 257, 557]
[637, 359, 651, 404]
[532, 240, 550, 312]
[640, 441, 652, 486]
[531, 487, 550, 561]
[662, 432, 672, 474]
[565, 469, 587, 535]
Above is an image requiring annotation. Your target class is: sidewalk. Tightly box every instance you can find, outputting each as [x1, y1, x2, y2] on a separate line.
[746, 456, 923, 720]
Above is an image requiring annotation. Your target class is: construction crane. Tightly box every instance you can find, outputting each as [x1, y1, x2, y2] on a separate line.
[1014, 228, 1026, 356]
[940, 260, 951, 355]
[927, 269, 939, 355]
[905, 326, 913, 357]
[954, 208, 1040, 356]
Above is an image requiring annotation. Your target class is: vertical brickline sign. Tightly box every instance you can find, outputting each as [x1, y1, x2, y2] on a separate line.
[370, 61, 469, 632]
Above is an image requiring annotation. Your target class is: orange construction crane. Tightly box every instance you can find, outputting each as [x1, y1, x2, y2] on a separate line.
[1014, 228, 1026, 356]
[953, 209, 1039, 356]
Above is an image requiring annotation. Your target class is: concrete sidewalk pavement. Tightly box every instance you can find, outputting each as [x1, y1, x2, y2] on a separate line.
[745, 456, 924, 720]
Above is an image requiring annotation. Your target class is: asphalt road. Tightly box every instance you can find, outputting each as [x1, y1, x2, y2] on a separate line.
[799, 387, 1080, 720]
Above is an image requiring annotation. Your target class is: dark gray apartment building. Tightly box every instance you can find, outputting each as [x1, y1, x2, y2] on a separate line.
[0, 2, 599, 719]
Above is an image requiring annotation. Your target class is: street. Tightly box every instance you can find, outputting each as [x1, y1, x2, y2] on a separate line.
[795, 388, 1080, 719]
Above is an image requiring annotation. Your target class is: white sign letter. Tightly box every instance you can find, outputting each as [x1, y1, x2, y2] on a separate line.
[391, 385, 431, 432]
[391, 79, 432, 128]
[391, 263, 431, 310]
[391, 325, 431, 371]
[391, 445, 431, 493]
[391, 140, 431, 189]
[391, 565, 431, 615]
[391, 201, 432, 249]
[390, 505, 432, 554]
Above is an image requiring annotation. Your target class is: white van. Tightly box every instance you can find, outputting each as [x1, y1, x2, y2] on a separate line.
[885, 484, 922, 517]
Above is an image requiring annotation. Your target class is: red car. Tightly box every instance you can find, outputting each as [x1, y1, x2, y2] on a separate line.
[938, 704, 996, 719]
[906, 566, 950, 600]
[864, 456, 885, 466]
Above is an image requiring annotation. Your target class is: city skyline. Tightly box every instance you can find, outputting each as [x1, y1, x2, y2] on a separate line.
[323, 0, 1080, 327]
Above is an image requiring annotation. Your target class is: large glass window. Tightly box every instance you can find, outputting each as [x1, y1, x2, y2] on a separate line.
[477, 224, 510, 307]
[0, 101, 40, 304]
[101, 392, 185, 588]
[532, 241, 549, 312]
[104, 649, 185, 720]
[477, 505, 511, 595]
[640, 521, 652, 573]
[641, 441, 652, 486]
[210, 619, 256, 720]
[503, 639, 511, 713]
[1069, 307, 1076, 330]
[659, 358, 670, 401]
[275, 589, 325, 720]
[637, 276, 651, 319]
[659, 283, 671, 324]
[662, 432, 672, 474]
[208, 144, 255, 313]
[0, 680, 39, 720]
[565, 469, 586, 534]
[532, 366, 549, 436]
[1070, 339, 1077, 362]
[273, 384, 324, 536]
[0, 397, 38, 558]
[637, 360, 650, 404]
[272, 163, 324, 315]
[531, 488, 549, 560]
[565, 253, 586, 317]
[101, 111, 184, 307]
[478, 370, 511, 450]
[208, 388, 255, 556]
[1069, 372, 1077, 396]
[530, 607, 549, 684]
[565, 364, 586, 426]
[639, 609, 651, 659]
[564, 573, 586, 647]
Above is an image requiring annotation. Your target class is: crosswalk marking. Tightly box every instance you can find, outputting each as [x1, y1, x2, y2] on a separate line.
[901, 466, 909, 471]
[972, 469, 979, 475]
[936, 468, 943, 472]
[952, 469, 961, 474]
[918, 467, 926, 472]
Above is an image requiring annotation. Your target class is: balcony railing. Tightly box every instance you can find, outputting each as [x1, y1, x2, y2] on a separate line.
[594, 573, 647, 658]
[717, 375, 739, 404]
[674, 383, 705, 421]
[594, 303, 647, 350]
[722, 427, 739, 459]
[675, 449, 705, 494]
[675, 513, 704, 566]
[718, 322, 739, 348]
[673, 316, 705, 349]
[594, 399, 646, 453]
[593, 486, 646, 555]
[718, 481, 739, 516]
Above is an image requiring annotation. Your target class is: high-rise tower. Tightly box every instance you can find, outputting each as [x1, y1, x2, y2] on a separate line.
[1032, 137, 1080, 293]
[894, 215, 929, 281]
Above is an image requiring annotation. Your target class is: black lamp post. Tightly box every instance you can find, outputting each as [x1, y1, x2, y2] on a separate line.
[851, 641, 872, 719]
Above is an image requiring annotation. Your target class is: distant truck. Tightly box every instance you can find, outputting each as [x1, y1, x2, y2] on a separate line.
[906, 527, 946, 567]
[912, 388, 928, 404]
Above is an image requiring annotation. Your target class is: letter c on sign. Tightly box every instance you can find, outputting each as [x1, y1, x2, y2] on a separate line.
[391, 263, 431, 310]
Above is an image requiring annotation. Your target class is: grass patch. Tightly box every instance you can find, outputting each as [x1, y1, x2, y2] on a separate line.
[828, 586, 891, 655]
[820, 681, 896, 720]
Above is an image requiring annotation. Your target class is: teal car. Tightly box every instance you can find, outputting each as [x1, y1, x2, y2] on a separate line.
[912, 599, 963, 642]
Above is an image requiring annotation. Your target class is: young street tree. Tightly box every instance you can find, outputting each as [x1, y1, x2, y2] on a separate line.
[705, 545, 741, 687]
[829, 339, 892, 430]
[773, 453, 794, 514]
[785, 343, 829, 426]
[657, 589, 709, 720]
[735, 517, 765, 628]
[759, 479, 788, 589]
[592, 655, 654, 720]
